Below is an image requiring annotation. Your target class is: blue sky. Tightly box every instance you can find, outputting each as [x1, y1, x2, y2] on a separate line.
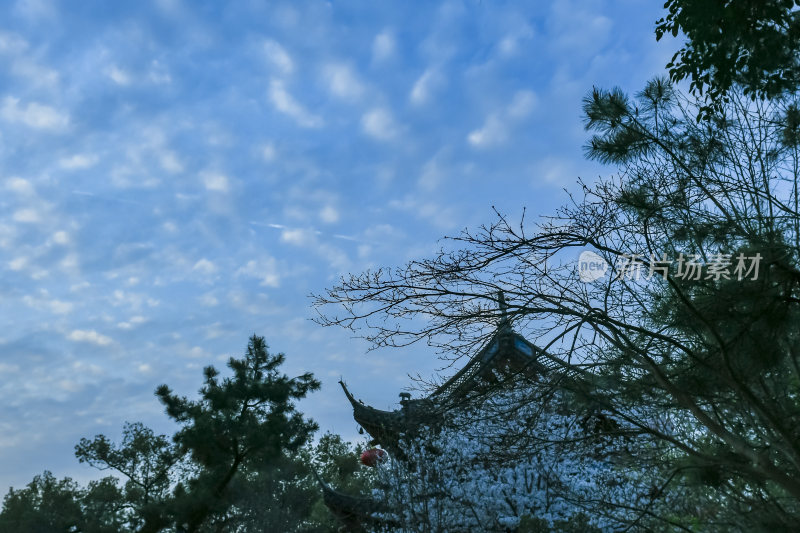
[0, 0, 675, 491]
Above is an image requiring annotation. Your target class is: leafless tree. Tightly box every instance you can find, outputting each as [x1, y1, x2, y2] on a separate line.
[315, 79, 800, 529]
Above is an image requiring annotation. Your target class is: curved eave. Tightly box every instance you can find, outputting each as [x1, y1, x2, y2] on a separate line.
[321, 486, 375, 516]
[339, 380, 403, 423]
[339, 380, 406, 444]
[312, 469, 387, 530]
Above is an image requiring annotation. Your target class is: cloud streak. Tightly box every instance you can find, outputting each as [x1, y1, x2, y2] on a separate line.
[269, 79, 323, 128]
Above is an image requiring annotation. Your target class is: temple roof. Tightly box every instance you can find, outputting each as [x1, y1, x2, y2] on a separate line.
[340, 380, 404, 442]
[339, 379, 439, 457]
[430, 324, 552, 400]
[312, 469, 394, 532]
[340, 324, 554, 450]
[326, 315, 556, 530]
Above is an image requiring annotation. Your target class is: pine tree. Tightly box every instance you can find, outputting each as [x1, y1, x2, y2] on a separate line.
[315, 80, 800, 529]
[74, 335, 320, 533]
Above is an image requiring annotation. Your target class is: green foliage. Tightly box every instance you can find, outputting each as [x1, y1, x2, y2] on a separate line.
[656, 0, 800, 116]
[155, 335, 320, 531]
[81, 477, 128, 533]
[582, 86, 651, 164]
[314, 75, 800, 529]
[0, 471, 84, 533]
[220, 432, 376, 533]
[581, 79, 800, 528]
[75, 421, 177, 530]
[0, 435, 371, 533]
[0, 335, 348, 532]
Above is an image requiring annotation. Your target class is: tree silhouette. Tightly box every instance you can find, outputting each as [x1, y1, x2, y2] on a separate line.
[315, 80, 800, 529]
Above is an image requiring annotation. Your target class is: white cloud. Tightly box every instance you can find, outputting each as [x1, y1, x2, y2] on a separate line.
[236, 258, 280, 287]
[71, 360, 105, 376]
[51, 231, 69, 245]
[107, 65, 132, 86]
[186, 346, 210, 359]
[21, 293, 74, 314]
[9, 256, 28, 270]
[148, 60, 172, 84]
[180, 348, 221, 363]
[319, 205, 339, 224]
[59, 153, 97, 169]
[389, 195, 460, 230]
[30, 268, 48, 280]
[118, 315, 147, 330]
[59, 252, 78, 270]
[49, 300, 74, 314]
[154, 0, 181, 15]
[160, 151, 183, 173]
[280, 227, 315, 246]
[70, 281, 90, 292]
[410, 68, 440, 105]
[467, 114, 506, 148]
[466, 90, 536, 149]
[418, 151, 448, 191]
[199, 293, 218, 307]
[15, 0, 56, 20]
[508, 90, 537, 118]
[6, 177, 35, 195]
[268, 79, 322, 128]
[0, 363, 20, 373]
[14, 0, 56, 20]
[496, 25, 534, 58]
[261, 142, 276, 162]
[322, 63, 364, 101]
[12, 208, 41, 223]
[277, 227, 350, 271]
[202, 172, 230, 192]
[548, 1, 612, 60]
[361, 108, 399, 141]
[498, 36, 517, 56]
[58, 379, 83, 393]
[372, 30, 395, 63]
[532, 155, 580, 186]
[111, 289, 158, 311]
[11, 59, 59, 88]
[0, 224, 15, 249]
[0, 31, 28, 55]
[263, 39, 293, 74]
[193, 258, 217, 275]
[67, 329, 113, 346]
[1, 96, 68, 130]
[204, 321, 228, 339]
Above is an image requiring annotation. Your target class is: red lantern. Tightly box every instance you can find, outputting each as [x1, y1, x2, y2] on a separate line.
[360, 448, 387, 467]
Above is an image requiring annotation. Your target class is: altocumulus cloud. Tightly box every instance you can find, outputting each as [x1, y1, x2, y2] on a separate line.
[0, 0, 672, 494]
[268, 79, 322, 128]
[202, 172, 230, 193]
[0, 96, 68, 130]
[322, 63, 365, 101]
[263, 39, 294, 74]
[361, 108, 399, 140]
[67, 329, 113, 346]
